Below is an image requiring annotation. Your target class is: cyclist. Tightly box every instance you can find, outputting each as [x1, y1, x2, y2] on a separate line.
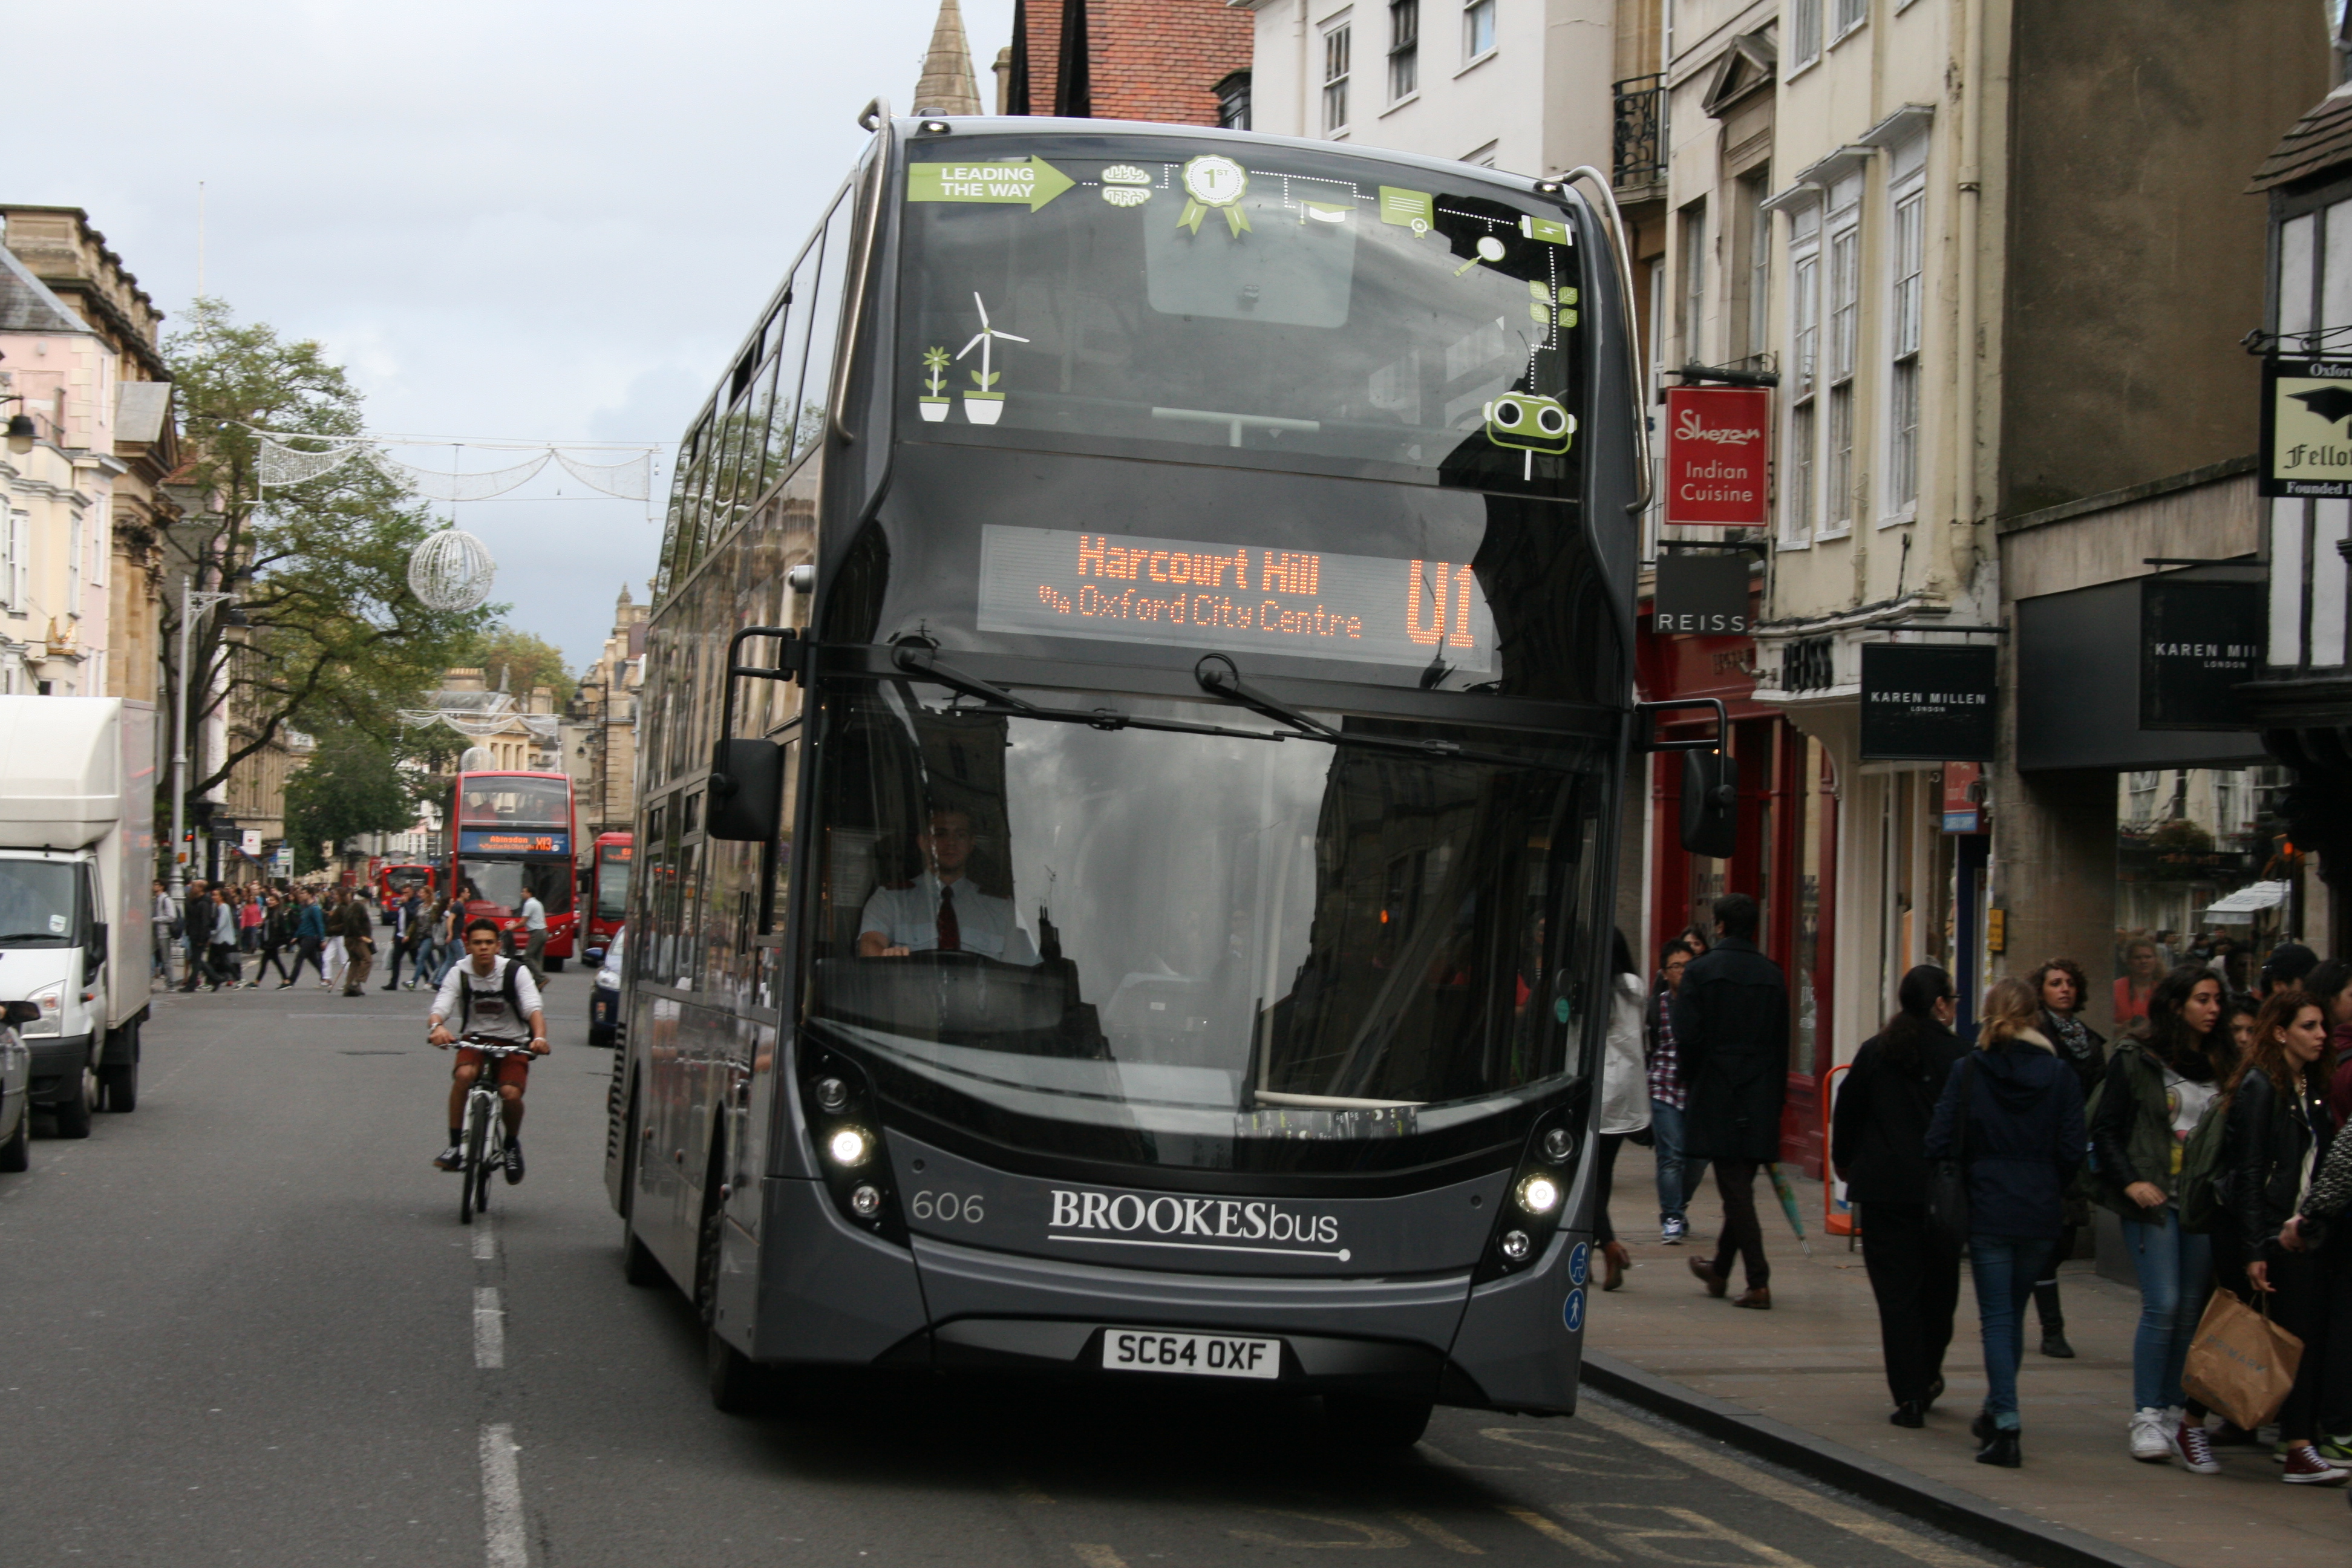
[428, 917, 549, 1182]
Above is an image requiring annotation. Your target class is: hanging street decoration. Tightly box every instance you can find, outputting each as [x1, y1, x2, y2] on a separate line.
[254, 434, 656, 502]
[407, 527, 499, 614]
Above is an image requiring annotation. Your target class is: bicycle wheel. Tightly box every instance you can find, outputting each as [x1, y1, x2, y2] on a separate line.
[475, 1122, 499, 1216]
[459, 1095, 490, 1224]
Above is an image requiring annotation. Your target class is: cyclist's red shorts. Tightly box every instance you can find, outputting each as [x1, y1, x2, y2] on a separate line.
[455, 1046, 531, 1087]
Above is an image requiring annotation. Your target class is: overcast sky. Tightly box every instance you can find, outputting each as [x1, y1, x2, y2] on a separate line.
[10, 0, 1016, 670]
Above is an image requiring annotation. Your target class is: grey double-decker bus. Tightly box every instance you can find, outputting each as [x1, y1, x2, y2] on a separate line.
[609, 100, 1722, 1443]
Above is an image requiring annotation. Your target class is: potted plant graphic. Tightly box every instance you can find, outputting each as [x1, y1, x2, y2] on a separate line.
[956, 292, 1027, 426]
[918, 345, 952, 422]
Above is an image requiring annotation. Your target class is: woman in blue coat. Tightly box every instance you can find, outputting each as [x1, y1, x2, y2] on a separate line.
[1925, 976, 2086, 1468]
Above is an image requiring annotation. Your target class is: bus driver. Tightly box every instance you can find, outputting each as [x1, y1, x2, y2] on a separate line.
[858, 806, 1036, 964]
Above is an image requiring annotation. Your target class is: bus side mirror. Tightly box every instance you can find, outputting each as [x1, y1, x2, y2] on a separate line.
[707, 739, 782, 841]
[1680, 751, 1737, 860]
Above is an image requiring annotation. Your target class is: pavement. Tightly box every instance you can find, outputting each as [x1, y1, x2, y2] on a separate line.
[1, 977, 2047, 1568]
[1584, 1142, 2352, 1568]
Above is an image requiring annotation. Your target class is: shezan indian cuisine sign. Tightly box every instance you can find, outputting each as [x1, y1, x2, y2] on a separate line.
[1663, 385, 1771, 527]
[976, 524, 1498, 672]
[457, 829, 570, 858]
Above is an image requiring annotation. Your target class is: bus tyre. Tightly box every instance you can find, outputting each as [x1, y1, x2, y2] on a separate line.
[620, 1090, 664, 1287]
[707, 1329, 764, 1416]
[99, 1062, 138, 1113]
[50, 1071, 93, 1140]
[1322, 1394, 1433, 1450]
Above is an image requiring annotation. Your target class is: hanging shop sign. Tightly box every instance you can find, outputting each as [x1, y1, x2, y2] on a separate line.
[1662, 386, 1771, 527]
[1941, 762, 1984, 834]
[2139, 578, 2264, 730]
[2259, 356, 2352, 498]
[1652, 552, 1751, 635]
[1860, 644, 1996, 762]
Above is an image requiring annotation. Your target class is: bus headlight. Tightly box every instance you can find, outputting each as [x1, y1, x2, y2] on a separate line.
[1540, 1126, 1575, 1165]
[1500, 1230, 1532, 1261]
[814, 1076, 851, 1112]
[1516, 1173, 1563, 1217]
[826, 1126, 872, 1167]
[850, 1184, 884, 1218]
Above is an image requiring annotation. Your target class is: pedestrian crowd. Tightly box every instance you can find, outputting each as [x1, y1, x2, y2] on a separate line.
[148, 880, 474, 997]
[1593, 891, 2352, 1494]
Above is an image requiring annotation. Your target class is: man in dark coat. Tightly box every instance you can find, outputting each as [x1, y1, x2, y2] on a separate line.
[1670, 892, 1789, 1308]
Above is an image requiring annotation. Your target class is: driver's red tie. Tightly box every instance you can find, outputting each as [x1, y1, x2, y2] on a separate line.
[937, 885, 961, 952]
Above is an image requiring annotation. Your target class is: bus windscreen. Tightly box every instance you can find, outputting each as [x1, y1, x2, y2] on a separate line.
[457, 858, 573, 918]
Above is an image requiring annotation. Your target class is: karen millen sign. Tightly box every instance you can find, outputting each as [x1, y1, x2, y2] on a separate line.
[2140, 578, 2264, 730]
[1663, 386, 1770, 527]
[1860, 644, 1997, 762]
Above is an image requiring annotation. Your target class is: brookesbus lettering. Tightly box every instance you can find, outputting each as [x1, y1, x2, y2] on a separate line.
[1048, 1188, 1341, 1248]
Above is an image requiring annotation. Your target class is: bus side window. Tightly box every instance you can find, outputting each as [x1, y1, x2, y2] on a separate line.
[791, 192, 855, 468]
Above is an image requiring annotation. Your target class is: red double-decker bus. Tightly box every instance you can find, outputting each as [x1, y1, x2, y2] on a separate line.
[584, 831, 632, 955]
[448, 770, 578, 967]
[377, 861, 436, 911]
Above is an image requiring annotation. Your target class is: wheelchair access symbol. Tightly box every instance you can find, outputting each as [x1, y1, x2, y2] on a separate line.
[1568, 1241, 1590, 1287]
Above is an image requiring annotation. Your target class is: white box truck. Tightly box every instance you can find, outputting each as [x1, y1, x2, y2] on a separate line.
[0, 697, 156, 1136]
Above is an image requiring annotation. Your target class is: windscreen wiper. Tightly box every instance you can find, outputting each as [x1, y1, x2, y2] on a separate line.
[889, 643, 1287, 743]
[1192, 655, 1580, 773]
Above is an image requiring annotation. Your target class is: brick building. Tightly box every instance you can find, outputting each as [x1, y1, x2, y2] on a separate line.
[1004, 0, 1252, 125]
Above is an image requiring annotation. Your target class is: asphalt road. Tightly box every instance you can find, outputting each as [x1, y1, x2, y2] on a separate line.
[1, 977, 2030, 1568]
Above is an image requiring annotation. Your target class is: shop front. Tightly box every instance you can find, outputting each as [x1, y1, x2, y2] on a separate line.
[1636, 598, 1837, 1172]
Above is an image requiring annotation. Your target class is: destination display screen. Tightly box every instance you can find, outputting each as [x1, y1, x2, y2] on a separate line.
[458, 829, 570, 858]
[976, 524, 1497, 671]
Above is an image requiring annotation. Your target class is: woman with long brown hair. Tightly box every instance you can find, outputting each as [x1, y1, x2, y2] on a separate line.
[2221, 990, 2344, 1484]
[2090, 964, 2235, 1470]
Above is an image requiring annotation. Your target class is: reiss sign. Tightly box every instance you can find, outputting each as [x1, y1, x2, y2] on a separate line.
[1664, 386, 1771, 527]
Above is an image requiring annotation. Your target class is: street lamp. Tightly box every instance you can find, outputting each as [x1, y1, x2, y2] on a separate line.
[169, 567, 251, 901]
[2, 393, 36, 456]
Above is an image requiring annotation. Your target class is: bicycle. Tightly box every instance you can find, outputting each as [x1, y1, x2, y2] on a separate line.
[451, 1035, 534, 1225]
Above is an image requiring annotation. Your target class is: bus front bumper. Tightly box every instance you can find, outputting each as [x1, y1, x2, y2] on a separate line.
[736, 1176, 1586, 1413]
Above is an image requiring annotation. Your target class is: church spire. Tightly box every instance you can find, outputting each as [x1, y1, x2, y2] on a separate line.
[914, 0, 984, 116]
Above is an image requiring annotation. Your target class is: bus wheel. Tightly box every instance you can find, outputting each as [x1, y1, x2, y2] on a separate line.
[1322, 1394, 1432, 1450]
[619, 1088, 664, 1288]
[707, 1329, 764, 1416]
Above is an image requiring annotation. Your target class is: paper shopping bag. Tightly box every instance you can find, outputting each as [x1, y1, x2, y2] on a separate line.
[2181, 1287, 2303, 1432]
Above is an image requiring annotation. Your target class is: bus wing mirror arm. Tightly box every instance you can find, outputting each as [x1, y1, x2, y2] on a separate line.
[1635, 699, 1738, 859]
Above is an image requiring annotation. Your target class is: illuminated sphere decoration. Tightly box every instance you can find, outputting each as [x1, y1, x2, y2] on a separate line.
[407, 527, 497, 613]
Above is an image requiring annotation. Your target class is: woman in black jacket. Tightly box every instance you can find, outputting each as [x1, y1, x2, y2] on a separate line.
[2028, 958, 2106, 1359]
[2224, 990, 2344, 1485]
[1926, 978, 2085, 1469]
[1832, 965, 1967, 1428]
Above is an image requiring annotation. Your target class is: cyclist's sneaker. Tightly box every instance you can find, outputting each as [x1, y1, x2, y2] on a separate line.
[503, 1141, 525, 1185]
[434, 1144, 464, 1172]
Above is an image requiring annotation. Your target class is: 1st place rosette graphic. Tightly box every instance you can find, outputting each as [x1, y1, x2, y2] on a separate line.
[1178, 154, 1252, 237]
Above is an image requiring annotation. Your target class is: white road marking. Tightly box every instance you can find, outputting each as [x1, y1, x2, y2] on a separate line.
[474, 1287, 505, 1370]
[473, 1217, 498, 1261]
[479, 1422, 529, 1568]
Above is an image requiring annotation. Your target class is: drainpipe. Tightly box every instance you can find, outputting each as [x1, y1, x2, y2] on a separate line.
[1952, 0, 1987, 593]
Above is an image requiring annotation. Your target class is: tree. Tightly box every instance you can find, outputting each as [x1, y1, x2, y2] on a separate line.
[161, 299, 497, 820]
[474, 628, 575, 706]
[283, 733, 422, 874]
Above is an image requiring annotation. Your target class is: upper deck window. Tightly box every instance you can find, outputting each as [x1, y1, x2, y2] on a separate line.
[458, 775, 570, 829]
[899, 133, 1587, 498]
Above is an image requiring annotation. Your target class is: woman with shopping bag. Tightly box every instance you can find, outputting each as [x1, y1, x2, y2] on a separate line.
[2209, 990, 2345, 1485]
[1923, 978, 2085, 1469]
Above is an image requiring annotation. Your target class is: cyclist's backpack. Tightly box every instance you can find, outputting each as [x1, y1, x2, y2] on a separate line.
[2177, 1093, 2234, 1235]
[456, 957, 526, 1032]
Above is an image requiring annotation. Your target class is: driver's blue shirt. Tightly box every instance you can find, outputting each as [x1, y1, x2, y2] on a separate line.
[858, 872, 1036, 964]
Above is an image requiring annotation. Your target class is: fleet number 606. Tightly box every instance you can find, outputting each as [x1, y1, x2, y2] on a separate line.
[910, 1191, 984, 1223]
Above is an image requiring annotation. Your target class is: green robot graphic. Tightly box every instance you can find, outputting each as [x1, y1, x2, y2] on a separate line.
[1484, 391, 1576, 480]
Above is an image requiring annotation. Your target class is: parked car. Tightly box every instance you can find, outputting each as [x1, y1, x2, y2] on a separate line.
[589, 926, 626, 1049]
[1, 998, 39, 1172]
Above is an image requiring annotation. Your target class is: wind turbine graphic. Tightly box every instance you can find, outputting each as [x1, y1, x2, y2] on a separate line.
[956, 292, 1028, 426]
